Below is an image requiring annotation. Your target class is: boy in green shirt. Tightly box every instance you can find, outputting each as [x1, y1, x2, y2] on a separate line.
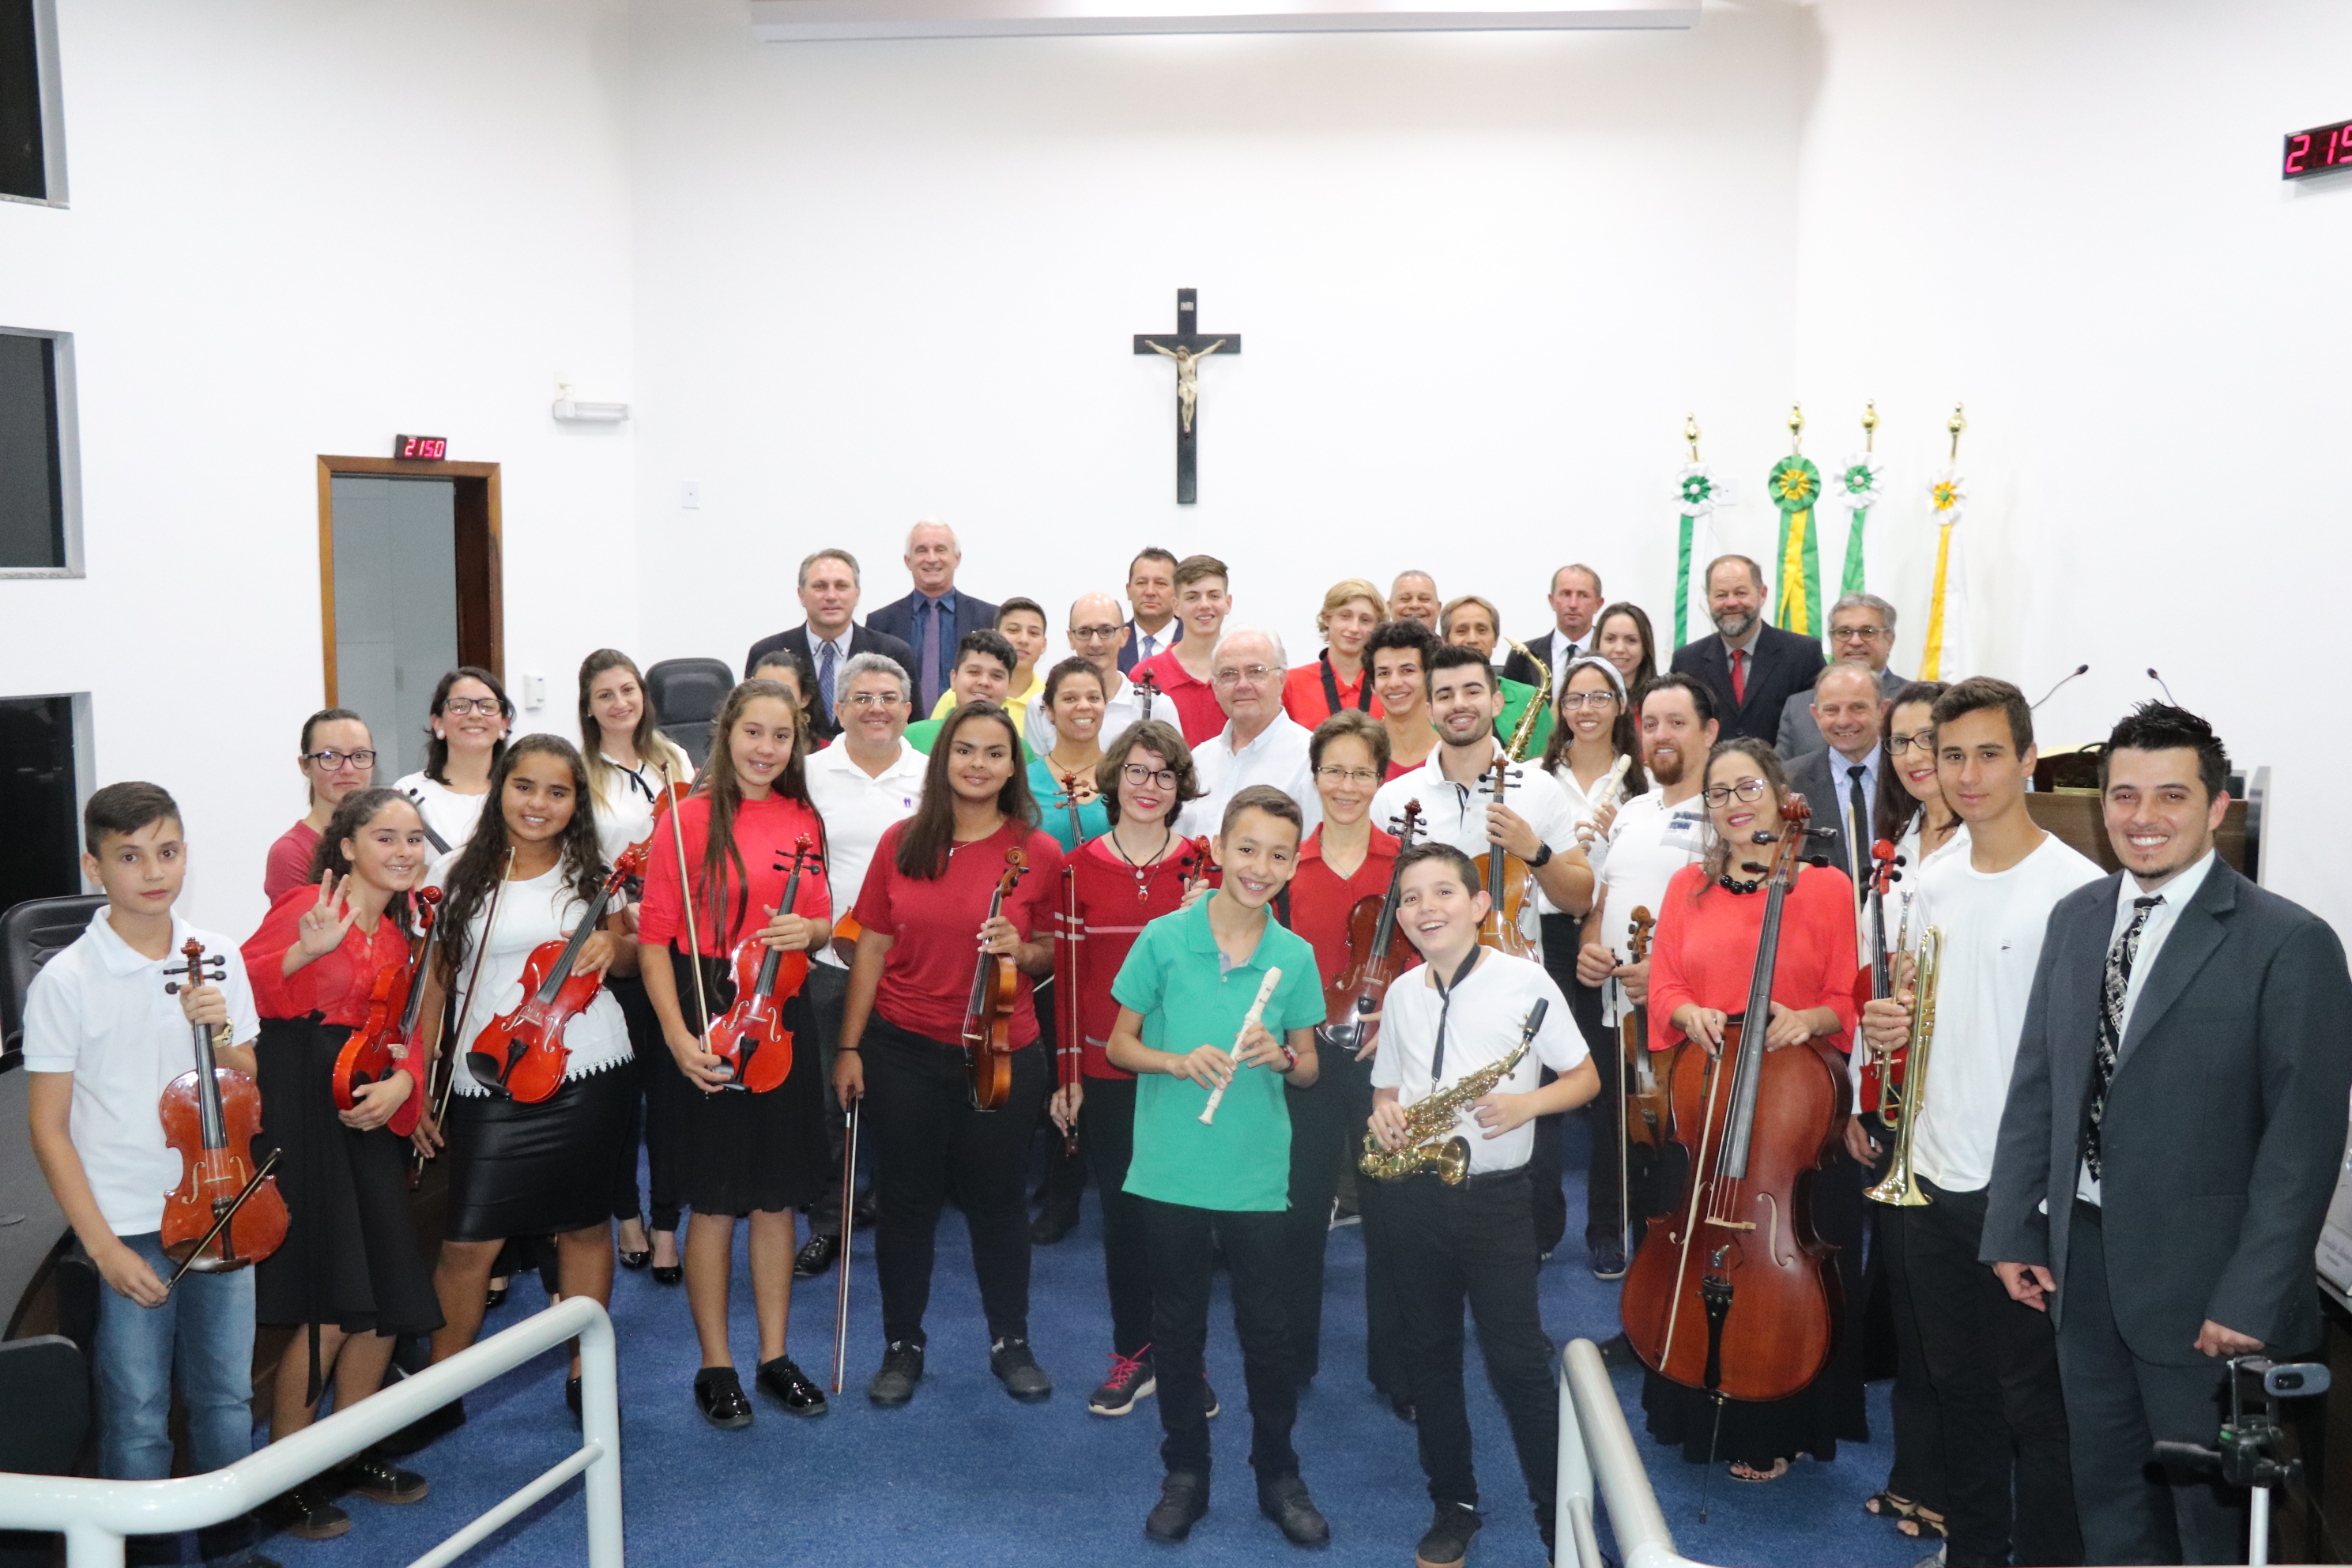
[1108, 784, 1329, 1548]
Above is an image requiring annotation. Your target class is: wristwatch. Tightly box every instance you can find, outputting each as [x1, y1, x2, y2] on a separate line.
[1528, 842, 1554, 869]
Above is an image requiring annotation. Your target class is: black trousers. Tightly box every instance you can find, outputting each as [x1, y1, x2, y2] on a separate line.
[1145, 1199, 1298, 1482]
[804, 962, 852, 1232]
[1888, 1177, 2079, 1566]
[1079, 1076, 1152, 1359]
[1533, 914, 1580, 1254]
[862, 1018, 1049, 1348]
[609, 974, 689, 1231]
[2058, 1200, 2248, 1566]
[1866, 1115, 1949, 1517]
[1275, 1072, 1350, 1383]
[1388, 1168, 1559, 1545]
[1323, 1029, 1408, 1398]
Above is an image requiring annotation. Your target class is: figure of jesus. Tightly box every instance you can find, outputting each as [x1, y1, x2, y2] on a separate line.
[1144, 337, 1225, 435]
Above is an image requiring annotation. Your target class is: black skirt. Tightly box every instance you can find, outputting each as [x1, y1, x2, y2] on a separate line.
[252, 1016, 443, 1336]
[443, 1060, 637, 1243]
[672, 948, 827, 1218]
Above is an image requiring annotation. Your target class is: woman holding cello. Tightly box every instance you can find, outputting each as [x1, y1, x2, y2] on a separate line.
[835, 700, 1064, 1409]
[1626, 737, 1867, 1484]
[243, 787, 442, 1541]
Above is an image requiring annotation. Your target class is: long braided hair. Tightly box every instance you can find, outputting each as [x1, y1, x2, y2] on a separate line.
[435, 734, 609, 982]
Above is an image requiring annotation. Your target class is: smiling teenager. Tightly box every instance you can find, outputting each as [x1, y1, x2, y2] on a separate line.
[1283, 579, 1386, 728]
[266, 708, 379, 902]
[1366, 619, 1442, 781]
[1131, 554, 1237, 746]
[393, 668, 514, 852]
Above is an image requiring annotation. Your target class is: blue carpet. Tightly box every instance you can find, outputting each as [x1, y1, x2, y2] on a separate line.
[265, 1121, 1933, 1568]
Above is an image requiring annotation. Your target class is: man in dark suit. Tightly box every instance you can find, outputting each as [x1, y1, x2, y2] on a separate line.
[1119, 546, 1182, 673]
[1777, 591, 1905, 756]
[1510, 563, 1605, 692]
[1668, 554, 1826, 744]
[1981, 704, 2352, 1566]
[744, 548, 916, 742]
[1780, 663, 1889, 895]
[863, 517, 999, 714]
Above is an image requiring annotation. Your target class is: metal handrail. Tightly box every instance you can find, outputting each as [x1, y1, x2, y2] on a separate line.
[0, 1295, 623, 1568]
[1557, 1336, 1714, 1568]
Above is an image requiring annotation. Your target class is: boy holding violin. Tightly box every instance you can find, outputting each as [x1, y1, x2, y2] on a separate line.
[23, 782, 278, 1568]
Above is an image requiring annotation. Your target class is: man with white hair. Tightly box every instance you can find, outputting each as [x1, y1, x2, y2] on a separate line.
[865, 517, 1000, 715]
[1025, 592, 1182, 754]
[1176, 628, 1321, 839]
[1778, 591, 1905, 757]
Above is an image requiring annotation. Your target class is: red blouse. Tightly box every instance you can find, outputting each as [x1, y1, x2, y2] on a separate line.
[638, 792, 831, 956]
[1066, 835, 1202, 1079]
[1285, 825, 1401, 986]
[1280, 656, 1382, 730]
[1129, 648, 1225, 747]
[1647, 862, 1859, 1055]
[243, 884, 413, 1027]
[855, 819, 1065, 1047]
[262, 822, 320, 904]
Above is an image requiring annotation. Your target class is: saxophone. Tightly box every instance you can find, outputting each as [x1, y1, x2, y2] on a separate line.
[1360, 1000, 1550, 1185]
[1503, 637, 1552, 763]
[1865, 926, 1941, 1208]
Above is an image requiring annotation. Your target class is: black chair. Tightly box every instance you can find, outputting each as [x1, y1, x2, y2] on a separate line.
[0, 1335, 89, 1568]
[644, 658, 736, 769]
[1, 895, 107, 1067]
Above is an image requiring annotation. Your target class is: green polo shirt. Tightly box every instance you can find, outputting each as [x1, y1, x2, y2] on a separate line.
[903, 716, 1032, 764]
[1113, 899, 1326, 1212]
[1496, 676, 1555, 757]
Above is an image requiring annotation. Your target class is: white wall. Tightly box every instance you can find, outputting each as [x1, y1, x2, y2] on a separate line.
[0, 0, 639, 938]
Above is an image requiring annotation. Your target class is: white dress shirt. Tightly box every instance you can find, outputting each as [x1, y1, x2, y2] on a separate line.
[1132, 621, 1178, 664]
[1370, 741, 1583, 946]
[803, 738, 929, 970]
[2079, 848, 2218, 1204]
[1024, 671, 1182, 755]
[1549, 630, 1592, 695]
[1372, 950, 1588, 1175]
[1178, 711, 1322, 839]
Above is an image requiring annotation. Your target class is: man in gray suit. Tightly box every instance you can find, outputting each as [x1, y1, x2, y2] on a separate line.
[1778, 591, 1904, 756]
[1981, 704, 2352, 1565]
[1781, 662, 1890, 898]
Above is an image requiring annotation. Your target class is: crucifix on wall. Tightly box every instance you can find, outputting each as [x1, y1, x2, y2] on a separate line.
[1133, 288, 1242, 505]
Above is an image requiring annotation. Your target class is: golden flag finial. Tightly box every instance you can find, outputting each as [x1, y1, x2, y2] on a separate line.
[1861, 401, 1879, 454]
[1684, 414, 1701, 462]
[1947, 402, 1967, 462]
[1788, 403, 1805, 455]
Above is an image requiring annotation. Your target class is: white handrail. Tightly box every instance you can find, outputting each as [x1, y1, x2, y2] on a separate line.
[1556, 1336, 1716, 1568]
[0, 1295, 623, 1568]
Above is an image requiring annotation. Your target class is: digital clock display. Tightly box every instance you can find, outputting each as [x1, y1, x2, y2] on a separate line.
[2283, 119, 2352, 180]
[394, 434, 448, 461]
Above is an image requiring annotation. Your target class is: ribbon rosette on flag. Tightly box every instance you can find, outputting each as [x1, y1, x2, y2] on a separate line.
[1767, 451, 1825, 638]
[1834, 450, 1884, 599]
[1920, 463, 1970, 680]
[1669, 431, 1730, 651]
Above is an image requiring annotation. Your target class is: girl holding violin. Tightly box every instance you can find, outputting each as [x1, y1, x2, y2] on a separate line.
[1635, 737, 1864, 1483]
[835, 700, 1065, 1408]
[579, 649, 697, 1283]
[1027, 656, 1112, 853]
[635, 679, 833, 1429]
[1053, 717, 1204, 1416]
[243, 787, 442, 1540]
[391, 667, 514, 852]
[266, 707, 377, 902]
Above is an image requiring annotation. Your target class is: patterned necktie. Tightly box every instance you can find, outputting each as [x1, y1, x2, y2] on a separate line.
[817, 639, 838, 717]
[1846, 764, 1869, 899]
[1729, 648, 1747, 706]
[2082, 895, 2164, 1179]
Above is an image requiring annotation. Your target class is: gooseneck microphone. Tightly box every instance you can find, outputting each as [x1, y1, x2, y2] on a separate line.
[2030, 663, 2090, 710]
[2147, 668, 2181, 706]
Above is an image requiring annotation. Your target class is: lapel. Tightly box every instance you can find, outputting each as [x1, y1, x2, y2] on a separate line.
[2054, 874, 2124, 1121]
[1740, 627, 1785, 717]
[2116, 861, 2238, 1069]
[1526, 631, 1554, 669]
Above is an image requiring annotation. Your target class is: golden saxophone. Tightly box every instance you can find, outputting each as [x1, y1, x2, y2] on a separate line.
[1361, 999, 1550, 1185]
[1865, 926, 1941, 1208]
[1503, 637, 1552, 763]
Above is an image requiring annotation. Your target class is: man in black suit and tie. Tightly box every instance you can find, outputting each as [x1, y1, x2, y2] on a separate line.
[1508, 563, 1605, 692]
[1777, 591, 1905, 756]
[1668, 554, 1826, 744]
[1781, 663, 1890, 897]
[1981, 704, 2352, 1566]
[863, 517, 1000, 715]
[1119, 546, 1182, 674]
[744, 548, 917, 742]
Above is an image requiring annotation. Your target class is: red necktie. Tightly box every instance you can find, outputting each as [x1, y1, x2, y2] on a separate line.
[1729, 648, 1747, 706]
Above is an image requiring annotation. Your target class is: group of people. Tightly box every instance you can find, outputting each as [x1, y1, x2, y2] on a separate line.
[19, 516, 2350, 1568]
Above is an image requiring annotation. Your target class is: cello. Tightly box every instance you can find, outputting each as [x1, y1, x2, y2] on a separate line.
[466, 844, 647, 1104]
[1476, 759, 1539, 961]
[1319, 800, 1423, 1058]
[962, 849, 1030, 1110]
[333, 886, 438, 1140]
[160, 941, 288, 1277]
[704, 837, 820, 1094]
[1619, 794, 1844, 1408]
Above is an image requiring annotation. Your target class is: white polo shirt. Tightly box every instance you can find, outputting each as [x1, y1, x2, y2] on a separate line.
[1370, 741, 1582, 945]
[1177, 712, 1323, 839]
[1592, 790, 1709, 1023]
[21, 910, 262, 1237]
[1373, 949, 1588, 1176]
[1024, 672, 1182, 755]
[804, 737, 928, 970]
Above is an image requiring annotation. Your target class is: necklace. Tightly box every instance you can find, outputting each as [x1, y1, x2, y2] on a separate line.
[1717, 869, 1766, 895]
[1110, 824, 1175, 903]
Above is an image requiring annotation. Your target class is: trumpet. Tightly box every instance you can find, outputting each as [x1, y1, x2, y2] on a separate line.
[1864, 927, 1941, 1208]
[1360, 1000, 1549, 1184]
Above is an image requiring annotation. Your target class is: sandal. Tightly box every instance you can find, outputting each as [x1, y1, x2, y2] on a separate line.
[1864, 1491, 1917, 1521]
[1728, 1457, 1790, 1483]
[1898, 1509, 1948, 1542]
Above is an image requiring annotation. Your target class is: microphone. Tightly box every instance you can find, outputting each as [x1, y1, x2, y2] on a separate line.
[2029, 664, 2090, 710]
[2147, 668, 2180, 706]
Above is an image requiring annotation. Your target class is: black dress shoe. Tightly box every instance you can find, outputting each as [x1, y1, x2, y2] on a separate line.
[484, 1283, 510, 1311]
[651, 1263, 683, 1286]
[694, 1367, 754, 1429]
[757, 1355, 830, 1416]
[334, 1452, 428, 1505]
[1145, 1471, 1209, 1542]
[793, 1233, 840, 1278]
[1257, 1474, 1330, 1546]
[618, 1247, 650, 1271]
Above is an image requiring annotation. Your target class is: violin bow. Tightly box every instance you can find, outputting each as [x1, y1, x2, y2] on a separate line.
[831, 1100, 860, 1395]
[164, 1150, 282, 1293]
[416, 846, 511, 1182]
[662, 761, 716, 1043]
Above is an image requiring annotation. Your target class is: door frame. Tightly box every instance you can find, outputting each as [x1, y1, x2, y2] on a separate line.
[315, 456, 503, 705]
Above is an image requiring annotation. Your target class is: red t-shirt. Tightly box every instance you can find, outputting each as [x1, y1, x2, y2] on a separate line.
[638, 792, 831, 956]
[1286, 825, 1404, 988]
[1130, 648, 1224, 747]
[243, 884, 413, 1027]
[263, 822, 321, 904]
[1065, 835, 1204, 1078]
[857, 819, 1064, 1048]
[1280, 656, 1382, 731]
[1648, 862, 1859, 1054]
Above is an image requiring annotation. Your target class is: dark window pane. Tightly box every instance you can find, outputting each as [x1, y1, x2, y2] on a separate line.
[0, 334, 65, 569]
[0, 696, 78, 919]
[0, 0, 43, 202]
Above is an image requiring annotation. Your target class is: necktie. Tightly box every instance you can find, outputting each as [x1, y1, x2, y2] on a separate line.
[1729, 648, 1747, 707]
[817, 639, 838, 718]
[1140, 631, 1157, 662]
[2082, 895, 2164, 1179]
[918, 599, 943, 711]
[1846, 764, 1869, 897]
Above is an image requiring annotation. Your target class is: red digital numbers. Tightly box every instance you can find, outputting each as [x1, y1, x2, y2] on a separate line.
[2286, 134, 2311, 175]
[394, 435, 448, 460]
[2284, 119, 2352, 181]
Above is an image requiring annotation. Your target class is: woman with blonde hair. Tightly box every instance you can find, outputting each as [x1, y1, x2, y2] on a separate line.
[1281, 578, 1387, 727]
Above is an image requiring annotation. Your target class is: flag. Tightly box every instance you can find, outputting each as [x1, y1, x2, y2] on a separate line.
[1668, 464, 1730, 651]
[1919, 467, 1971, 680]
[1767, 456, 1825, 637]
[1833, 452, 1884, 601]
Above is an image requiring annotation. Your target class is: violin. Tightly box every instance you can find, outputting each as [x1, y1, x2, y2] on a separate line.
[1855, 838, 1908, 1119]
[466, 844, 646, 1104]
[962, 849, 1030, 1111]
[333, 886, 438, 1140]
[1476, 759, 1539, 962]
[1620, 793, 1845, 1406]
[160, 941, 288, 1274]
[705, 837, 820, 1094]
[1319, 800, 1423, 1057]
[1619, 906, 1666, 1151]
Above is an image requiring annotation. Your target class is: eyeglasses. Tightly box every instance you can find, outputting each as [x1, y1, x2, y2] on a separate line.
[1886, 731, 1934, 756]
[442, 697, 503, 716]
[304, 748, 376, 771]
[1314, 767, 1381, 786]
[843, 691, 903, 710]
[1700, 778, 1771, 808]
[1555, 692, 1619, 710]
[1121, 763, 1180, 790]
[1212, 664, 1276, 687]
[1068, 624, 1123, 643]
[1830, 625, 1888, 643]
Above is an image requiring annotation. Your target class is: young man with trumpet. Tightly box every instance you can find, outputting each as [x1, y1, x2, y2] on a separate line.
[1851, 678, 2098, 1568]
[1370, 841, 1596, 1568]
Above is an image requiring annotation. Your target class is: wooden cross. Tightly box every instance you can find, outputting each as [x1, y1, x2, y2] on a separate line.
[1133, 288, 1242, 505]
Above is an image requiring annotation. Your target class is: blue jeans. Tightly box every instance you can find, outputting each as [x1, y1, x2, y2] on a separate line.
[95, 1232, 256, 1482]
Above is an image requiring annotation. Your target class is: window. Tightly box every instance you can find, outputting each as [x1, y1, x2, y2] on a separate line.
[0, 693, 89, 922]
[0, 0, 66, 205]
[0, 326, 79, 575]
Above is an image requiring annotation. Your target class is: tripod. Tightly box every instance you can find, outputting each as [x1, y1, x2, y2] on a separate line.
[2152, 1355, 2330, 1568]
